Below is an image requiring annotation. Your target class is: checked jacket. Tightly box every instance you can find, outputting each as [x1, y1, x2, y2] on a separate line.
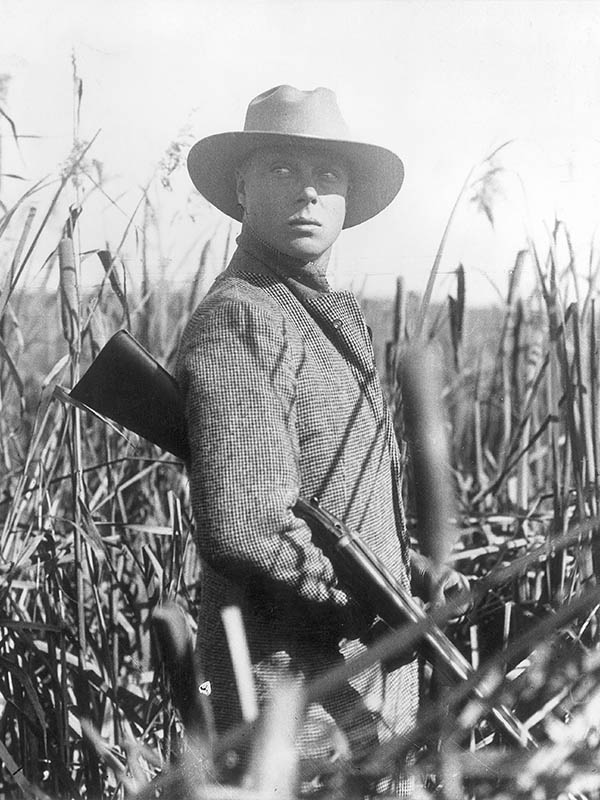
[176, 228, 418, 791]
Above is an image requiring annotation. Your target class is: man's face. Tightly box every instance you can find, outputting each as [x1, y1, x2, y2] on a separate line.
[235, 145, 350, 262]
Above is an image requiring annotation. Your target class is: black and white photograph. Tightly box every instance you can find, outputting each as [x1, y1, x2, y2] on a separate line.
[1, 1, 600, 797]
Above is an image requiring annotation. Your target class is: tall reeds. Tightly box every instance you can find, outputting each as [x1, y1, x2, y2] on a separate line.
[0, 87, 209, 795]
[3, 80, 600, 798]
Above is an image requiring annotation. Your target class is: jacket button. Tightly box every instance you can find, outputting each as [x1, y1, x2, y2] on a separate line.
[332, 319, 343, 329]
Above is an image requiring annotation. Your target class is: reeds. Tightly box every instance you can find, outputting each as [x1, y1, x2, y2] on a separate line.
[0, 115, 206, 796]
[3, 88, 600, 799]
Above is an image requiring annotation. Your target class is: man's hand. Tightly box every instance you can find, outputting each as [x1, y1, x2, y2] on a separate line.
[429, 566, 470, 617]
[410, 551, 470, 619]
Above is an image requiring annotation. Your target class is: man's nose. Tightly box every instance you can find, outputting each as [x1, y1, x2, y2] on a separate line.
[296, 169, 318, 203]
[298, 181, 318, 203]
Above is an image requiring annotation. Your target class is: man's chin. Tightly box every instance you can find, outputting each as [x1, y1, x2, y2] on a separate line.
[282, 237, 330, 263]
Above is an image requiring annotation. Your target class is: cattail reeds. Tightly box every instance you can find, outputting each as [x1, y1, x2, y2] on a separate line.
[4, 79, 600, 798]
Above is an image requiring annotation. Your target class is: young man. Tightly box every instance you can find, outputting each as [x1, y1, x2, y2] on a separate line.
[177, 85, 463, 796]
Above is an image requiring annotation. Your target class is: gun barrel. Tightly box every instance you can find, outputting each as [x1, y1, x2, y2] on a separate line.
[352, 534, 536, 748]
[295, 496, 536, 749]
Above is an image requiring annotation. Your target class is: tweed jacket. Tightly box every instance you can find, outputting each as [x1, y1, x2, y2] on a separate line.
[176, 229, 418, 785]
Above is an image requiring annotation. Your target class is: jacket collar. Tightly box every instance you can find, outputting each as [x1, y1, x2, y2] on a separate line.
[231, 225, 331, 297]
[228, 227, 368, 351]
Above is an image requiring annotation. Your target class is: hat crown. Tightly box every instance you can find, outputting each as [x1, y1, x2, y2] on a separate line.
[243, 85, 351, 139]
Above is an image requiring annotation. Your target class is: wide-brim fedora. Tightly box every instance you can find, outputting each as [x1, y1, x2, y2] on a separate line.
[187, 85, 404, 229]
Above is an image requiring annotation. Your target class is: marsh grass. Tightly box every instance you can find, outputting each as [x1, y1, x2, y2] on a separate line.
[2, 85, 600, 799]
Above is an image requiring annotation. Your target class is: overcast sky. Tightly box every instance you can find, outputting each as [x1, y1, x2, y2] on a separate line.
[2, 0, 599, 302]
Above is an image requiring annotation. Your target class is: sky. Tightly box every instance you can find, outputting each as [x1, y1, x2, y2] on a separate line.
[1, 0, 600, 303]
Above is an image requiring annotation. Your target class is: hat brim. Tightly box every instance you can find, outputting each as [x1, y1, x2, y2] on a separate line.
[187, 131, 404, 229]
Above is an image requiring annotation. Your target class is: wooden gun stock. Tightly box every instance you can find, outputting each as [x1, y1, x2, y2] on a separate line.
[70, 330, 189, 461]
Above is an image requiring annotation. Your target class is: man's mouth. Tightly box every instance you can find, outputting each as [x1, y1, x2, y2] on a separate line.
[288, 217, 322, 227]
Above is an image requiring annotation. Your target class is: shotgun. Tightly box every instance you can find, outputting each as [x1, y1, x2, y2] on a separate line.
[68, 330, 536, 749]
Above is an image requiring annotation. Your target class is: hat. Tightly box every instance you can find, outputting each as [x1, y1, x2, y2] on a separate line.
[187, 85, 404, 229]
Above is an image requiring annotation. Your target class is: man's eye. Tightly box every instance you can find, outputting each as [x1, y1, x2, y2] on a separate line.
[272, 165, 292, 176]
[320, 170, 341, 182]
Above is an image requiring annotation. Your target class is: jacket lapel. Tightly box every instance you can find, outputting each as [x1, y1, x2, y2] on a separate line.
[304, 291, 382, 413]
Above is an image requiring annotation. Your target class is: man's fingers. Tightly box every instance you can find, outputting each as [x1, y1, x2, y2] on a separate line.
[429, 571, 471, 617]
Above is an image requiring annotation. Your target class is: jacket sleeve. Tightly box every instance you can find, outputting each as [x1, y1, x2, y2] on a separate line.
[180, 298, 366, 636]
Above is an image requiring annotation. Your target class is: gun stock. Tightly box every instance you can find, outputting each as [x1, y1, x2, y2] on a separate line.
[69, 330, 189, 461]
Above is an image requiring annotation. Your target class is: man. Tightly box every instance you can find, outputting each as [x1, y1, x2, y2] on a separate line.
[176, 85, 462, 796]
